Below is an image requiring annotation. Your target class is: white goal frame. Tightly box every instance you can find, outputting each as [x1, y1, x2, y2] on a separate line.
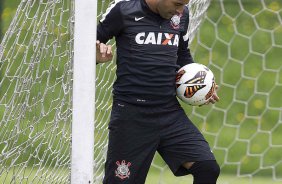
[71, 0, 97, 183]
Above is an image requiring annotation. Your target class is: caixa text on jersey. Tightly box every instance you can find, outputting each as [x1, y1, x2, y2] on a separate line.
[135, 32, 179, 46]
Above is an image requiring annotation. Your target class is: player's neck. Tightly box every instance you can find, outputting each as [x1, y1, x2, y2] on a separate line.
[145, 0, 159, 14]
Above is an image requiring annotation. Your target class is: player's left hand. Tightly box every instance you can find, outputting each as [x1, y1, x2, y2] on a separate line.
[200, 84, 219, 107]
[206, 84, 219, 105]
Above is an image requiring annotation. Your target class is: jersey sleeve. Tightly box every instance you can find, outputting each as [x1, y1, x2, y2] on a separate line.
[176, 7, 194, 67]
[97, 2, 123, 43]
[177, 36, 194, 67]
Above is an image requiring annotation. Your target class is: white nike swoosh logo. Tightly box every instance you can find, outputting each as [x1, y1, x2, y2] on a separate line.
[135, 17, 145, 21]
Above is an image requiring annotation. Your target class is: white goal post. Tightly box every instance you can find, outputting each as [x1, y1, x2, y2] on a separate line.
[71, 0, 96, 183]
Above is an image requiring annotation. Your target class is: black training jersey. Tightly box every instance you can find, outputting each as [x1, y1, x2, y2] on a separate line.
[97, 0, 194, 106]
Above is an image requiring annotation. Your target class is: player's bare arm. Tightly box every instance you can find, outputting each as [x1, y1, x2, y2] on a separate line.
[96, 40, 113, 63]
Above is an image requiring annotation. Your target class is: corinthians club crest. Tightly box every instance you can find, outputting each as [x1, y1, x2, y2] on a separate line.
[170, 14, 182, 29]
[115, 160, 131, 180]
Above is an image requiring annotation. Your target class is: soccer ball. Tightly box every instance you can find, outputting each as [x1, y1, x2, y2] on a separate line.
[176, 63, 216, 106]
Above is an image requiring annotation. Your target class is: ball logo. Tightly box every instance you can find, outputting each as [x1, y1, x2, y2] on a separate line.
[181, 71, 207, 98]
[170, 14, 182, 29]
[115, 160, 131, 180]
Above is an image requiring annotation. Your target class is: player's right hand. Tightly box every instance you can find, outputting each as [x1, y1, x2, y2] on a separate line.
[96, 40, 113, 63]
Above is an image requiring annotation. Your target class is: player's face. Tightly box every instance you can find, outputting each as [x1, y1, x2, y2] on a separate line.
[157, 0, 189, 19]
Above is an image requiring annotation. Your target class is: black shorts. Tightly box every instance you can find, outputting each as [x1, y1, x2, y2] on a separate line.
[103, 100, 215, 184]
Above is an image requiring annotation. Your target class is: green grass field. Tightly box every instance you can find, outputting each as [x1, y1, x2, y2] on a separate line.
[1, 0, 282, 183]
[147, 169, 282, 184]
[1, 167, 282, 184]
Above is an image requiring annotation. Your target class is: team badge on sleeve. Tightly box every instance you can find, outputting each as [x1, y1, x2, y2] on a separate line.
[115, 160, 131, 180]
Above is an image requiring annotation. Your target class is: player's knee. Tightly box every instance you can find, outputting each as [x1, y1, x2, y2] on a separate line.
[188, 160, 220, 184]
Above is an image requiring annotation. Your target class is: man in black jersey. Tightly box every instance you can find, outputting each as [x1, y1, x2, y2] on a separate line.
[96, 0, 220, 183]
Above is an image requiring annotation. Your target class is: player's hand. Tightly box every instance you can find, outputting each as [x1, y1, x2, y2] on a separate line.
[206, 84, 220, 105]
[96, 40, 113, 63]
[199, 84, 220, 107]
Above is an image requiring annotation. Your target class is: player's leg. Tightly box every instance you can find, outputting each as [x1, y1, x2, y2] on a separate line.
[157, 108, 220, 183]
[182, 162, 194, 169]
[103, 100, 159, 184]
[183, 160, 220, 184]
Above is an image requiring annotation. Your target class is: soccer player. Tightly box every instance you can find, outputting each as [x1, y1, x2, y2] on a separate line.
[96, 0, 220, 183]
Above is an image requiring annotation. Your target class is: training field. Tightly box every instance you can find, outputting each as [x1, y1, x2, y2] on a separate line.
[1, 167, 282, 184]
[0, 0, 281, 183]
[147, 170, 282, 184]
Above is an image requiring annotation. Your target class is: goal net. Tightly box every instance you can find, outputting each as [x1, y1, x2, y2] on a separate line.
[0, 0, 281, 184]
[0, 0, 73, 183]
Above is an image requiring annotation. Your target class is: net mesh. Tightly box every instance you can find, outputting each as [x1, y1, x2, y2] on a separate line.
[1, 0, 282, 184]
[0, 0, 73, 183]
